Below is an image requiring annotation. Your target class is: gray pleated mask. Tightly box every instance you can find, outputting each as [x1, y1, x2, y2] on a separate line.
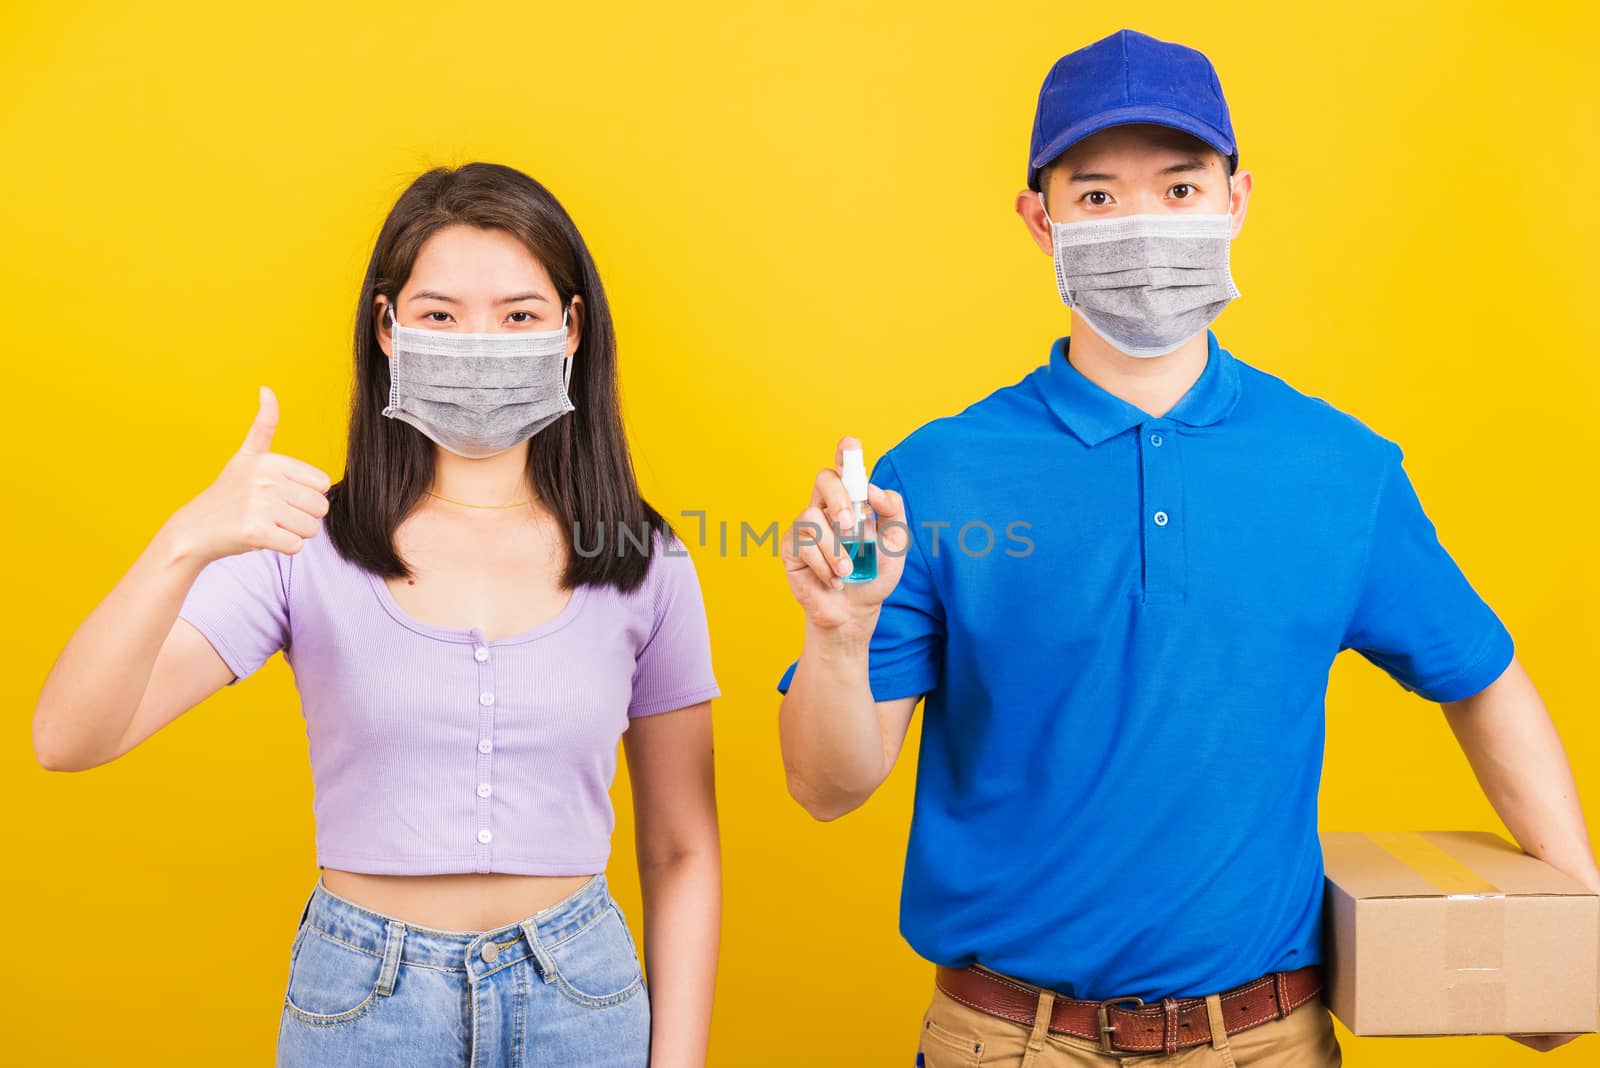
[1040, 197, 1241, 358]
[381, 302, 575, 458]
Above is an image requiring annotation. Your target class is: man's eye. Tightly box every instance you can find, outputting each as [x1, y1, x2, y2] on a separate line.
[1082, 191, 1112, 206]
[1170, 183, 1195, 199]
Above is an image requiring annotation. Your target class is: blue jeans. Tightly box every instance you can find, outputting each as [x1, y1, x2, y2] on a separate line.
[276, 872, 650, 1066]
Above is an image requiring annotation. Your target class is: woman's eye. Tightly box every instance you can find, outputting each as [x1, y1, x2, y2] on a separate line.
[508, 311, 535, 323]
[1083, 191, 1112, 206]
[1170, 183, 1195, 199]
[424, 311, 451, 322]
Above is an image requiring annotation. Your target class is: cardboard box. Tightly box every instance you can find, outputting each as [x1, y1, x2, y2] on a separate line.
[1320, 830, 1599, 1036]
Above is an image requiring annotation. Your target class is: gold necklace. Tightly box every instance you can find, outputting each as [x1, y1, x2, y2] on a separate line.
[425, 490, 533, 510]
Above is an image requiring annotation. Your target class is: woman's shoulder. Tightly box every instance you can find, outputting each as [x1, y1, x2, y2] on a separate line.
[585, 523, 703, 609]
[646, 523, 702, 582]
[641, 526, 709, 629]
[279, 512, 376, 606]
[292, 513, 336, 568]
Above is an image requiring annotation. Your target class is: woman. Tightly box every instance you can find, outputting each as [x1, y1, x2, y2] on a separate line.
[33, 162, 721, 1067]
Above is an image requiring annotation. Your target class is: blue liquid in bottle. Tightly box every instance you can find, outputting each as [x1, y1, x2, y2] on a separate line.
[842, 536, 877, 583]
[839, 447, 878, 584]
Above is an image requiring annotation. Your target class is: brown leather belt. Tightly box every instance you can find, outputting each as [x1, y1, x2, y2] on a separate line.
[934, 963, 1324, 1055]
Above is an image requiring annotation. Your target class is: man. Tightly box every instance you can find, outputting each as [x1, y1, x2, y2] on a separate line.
[774, 28, 1598, 1066]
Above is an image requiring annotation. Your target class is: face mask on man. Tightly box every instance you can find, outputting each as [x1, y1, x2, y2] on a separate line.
[381, 301, 575, 458]
[1039, 193, 1241, 358]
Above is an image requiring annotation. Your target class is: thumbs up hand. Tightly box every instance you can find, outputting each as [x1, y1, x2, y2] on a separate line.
[168, 386, 333, 563]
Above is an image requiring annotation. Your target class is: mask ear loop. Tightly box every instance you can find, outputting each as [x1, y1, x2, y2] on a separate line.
[1039, 191, 1074, 306]
[559, 302, 574, 394]
[382, 302, 400, 416]
[1219, 217, 1242, 301]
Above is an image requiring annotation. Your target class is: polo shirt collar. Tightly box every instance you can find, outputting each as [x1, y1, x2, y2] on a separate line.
[1037, 329, 1242, 447]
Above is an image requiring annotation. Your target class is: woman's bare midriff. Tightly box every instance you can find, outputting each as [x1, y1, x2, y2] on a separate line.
[321, 869, 599, 932]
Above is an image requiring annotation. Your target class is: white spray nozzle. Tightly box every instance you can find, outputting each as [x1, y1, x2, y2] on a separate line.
[840, 447, 869, 502]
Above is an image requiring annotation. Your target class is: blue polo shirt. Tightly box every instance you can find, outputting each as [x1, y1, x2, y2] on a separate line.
[775, 330, 1515, 1001]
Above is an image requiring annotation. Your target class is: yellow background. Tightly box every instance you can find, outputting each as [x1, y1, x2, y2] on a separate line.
[4, 1, 1596, 1063]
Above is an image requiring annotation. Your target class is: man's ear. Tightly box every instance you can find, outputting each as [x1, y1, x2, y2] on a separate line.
[1015, 188, 1055, 255]
[1227, 168, 1254, 241]
[565, 294, 584, 361]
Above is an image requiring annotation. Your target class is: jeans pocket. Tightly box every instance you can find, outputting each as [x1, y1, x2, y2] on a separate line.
[283, 925, 386, 1027]
[547, 901, 645, 1009]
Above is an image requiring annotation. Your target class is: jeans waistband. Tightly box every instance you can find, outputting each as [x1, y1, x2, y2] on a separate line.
[295, 872, 613, 979]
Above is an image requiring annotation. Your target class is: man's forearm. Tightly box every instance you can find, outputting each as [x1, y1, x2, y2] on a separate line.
[778, 619, 886, 819]
[1442, 657, 1600, 890]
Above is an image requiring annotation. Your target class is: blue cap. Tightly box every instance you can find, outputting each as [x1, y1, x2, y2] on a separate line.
[1027, 29, 1237, 191]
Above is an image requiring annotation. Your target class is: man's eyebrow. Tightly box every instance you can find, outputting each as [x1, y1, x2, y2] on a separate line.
[408, 289, 549, 304]
[1066, 157, 1212, 183]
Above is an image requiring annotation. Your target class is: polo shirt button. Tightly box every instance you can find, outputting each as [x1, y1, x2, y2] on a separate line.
[477, 782, 492, 798]
[1153, 510, 1169, 526]
[478, 739, 493, 755]
[477, 828, 493, 844]
[479, 692, 495, 706]
[474, 646, 489, 662]
[1150, 432, 1163, 446]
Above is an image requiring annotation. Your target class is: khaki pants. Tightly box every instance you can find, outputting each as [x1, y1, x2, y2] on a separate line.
[917, 973, 1342, 1067]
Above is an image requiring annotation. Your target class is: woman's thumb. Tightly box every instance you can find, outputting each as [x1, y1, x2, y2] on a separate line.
[239, 385, 278, 454]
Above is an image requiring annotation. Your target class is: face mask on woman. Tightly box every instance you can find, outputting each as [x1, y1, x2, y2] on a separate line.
[381, 301, 575, 458]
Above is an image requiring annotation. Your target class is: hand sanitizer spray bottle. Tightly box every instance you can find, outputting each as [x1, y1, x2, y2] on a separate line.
[839, 446, 878, 583]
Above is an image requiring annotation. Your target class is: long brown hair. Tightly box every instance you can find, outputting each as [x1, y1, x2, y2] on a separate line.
[324, 162, 669, 593]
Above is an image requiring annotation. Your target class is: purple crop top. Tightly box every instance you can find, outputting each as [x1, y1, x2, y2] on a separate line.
[176, 515, 720, 876]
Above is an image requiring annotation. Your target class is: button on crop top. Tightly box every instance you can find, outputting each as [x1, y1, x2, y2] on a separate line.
[176, 515, 720, 876]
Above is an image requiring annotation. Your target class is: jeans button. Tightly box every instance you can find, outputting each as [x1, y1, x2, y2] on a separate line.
[481, 940, 500, 963]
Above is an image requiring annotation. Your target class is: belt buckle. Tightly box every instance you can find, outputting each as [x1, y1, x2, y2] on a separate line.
[1096, 995, 1145, 1053]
